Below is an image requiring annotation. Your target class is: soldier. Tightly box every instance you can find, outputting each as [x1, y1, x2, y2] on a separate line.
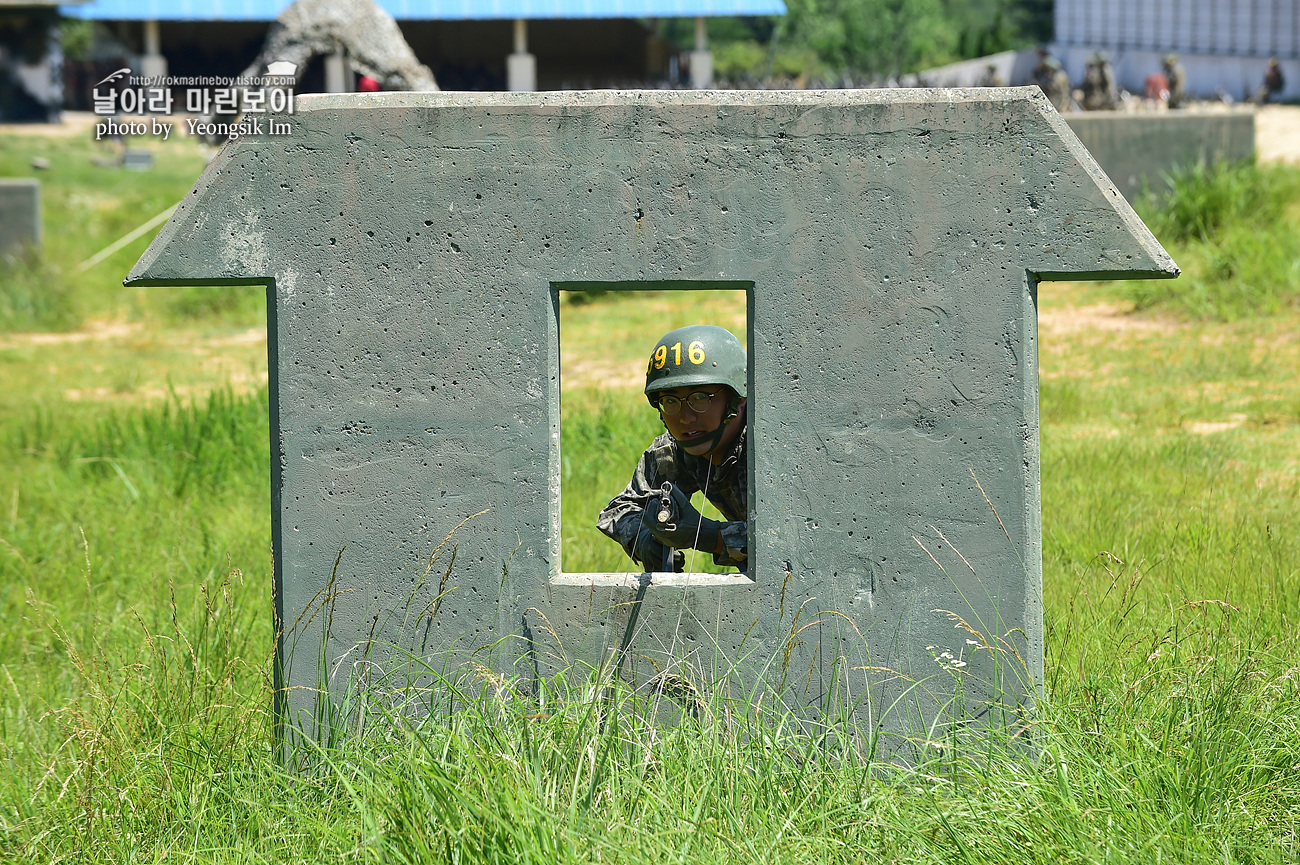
[1034, 53, 1071, 112]
[1031, 48, 1054, 94]
[1164, 54, 1187, 109]
[597, 325, 749, 573]
[1082, 52, 1118, 110]
[978, 62, 1004, 88]
[1255, 58, 1285, 104]
[1051, 58, 1073, 112]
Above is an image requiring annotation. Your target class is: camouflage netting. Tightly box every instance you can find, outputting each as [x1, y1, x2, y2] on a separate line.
[240, 0, 438, 92]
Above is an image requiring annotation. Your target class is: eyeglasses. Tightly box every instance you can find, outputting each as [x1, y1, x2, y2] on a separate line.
[656, 391, 717, 416]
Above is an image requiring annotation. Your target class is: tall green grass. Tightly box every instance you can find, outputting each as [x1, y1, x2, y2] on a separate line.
[1, 370, 1298, 861]
[2, 133, 1300, 862]
[1124, 160, 1300, 320]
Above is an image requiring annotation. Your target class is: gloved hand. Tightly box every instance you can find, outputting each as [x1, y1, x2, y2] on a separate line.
[644, 483, 722, 553]
[630, 528, 685, 572]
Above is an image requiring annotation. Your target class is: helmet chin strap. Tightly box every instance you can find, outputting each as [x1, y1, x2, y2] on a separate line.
[722, 393, 742, 424]
[679, 420, 730, 452]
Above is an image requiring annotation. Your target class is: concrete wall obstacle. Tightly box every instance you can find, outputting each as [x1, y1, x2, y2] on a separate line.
[1062, 108, 1256, 201]
[0, 178, 41, 255]
[906, 48, 1042, 89]
[125, 89, 1176, 747]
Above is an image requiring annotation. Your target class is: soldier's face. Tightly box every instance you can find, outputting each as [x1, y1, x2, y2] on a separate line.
[658, 384, 745, 459]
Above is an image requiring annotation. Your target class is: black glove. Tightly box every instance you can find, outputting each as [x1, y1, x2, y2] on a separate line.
[645, 483, 722, 554]
[631, 528, 685, 572]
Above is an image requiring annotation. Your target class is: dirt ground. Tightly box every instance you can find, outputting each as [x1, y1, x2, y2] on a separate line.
[1256, 105, 1300, 164]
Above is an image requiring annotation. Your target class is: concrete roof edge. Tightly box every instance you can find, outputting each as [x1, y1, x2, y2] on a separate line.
[297, 86, 1045, 112]
[1028, 92, 1180, 280]
[125, 142, 242, 286]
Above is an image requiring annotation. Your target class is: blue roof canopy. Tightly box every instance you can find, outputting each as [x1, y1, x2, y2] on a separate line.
[63, 0, 785, 20]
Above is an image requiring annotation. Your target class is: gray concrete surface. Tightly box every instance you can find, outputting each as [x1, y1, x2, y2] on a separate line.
[125, 89, 1176, 748]
[0, 178, 40, 254]
[1063, 108, 1256, 201]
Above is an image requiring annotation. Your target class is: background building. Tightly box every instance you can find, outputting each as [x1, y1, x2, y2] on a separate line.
[1053, 0, 1298, 101]
[57, 0, 785, 111]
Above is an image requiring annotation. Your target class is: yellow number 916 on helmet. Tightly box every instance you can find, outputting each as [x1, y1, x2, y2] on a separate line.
[644, 324, 747, 408]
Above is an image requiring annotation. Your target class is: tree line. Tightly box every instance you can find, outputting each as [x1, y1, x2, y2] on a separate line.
[664, 0, 1053, 84]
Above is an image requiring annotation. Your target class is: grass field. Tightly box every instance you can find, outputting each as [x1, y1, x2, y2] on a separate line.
[1, 132, 1299, 861]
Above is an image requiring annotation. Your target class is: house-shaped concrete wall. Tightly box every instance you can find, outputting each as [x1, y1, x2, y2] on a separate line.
[127, 89, 1176, 743]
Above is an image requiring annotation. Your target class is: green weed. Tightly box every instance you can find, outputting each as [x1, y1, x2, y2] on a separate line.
[1122, 161, 1300, 320]
[1141, 159, 1287, 243]
[0, 305, 1297, 860]
[0, 246, 79, 332]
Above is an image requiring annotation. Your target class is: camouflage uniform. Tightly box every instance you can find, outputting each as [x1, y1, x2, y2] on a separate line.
[1034, 56, 1072, 112]
[1082, 55, 1118, 110]
[1259, 59, 1285, 104]
[597, 427, 748, 572]
[978, 64, 1004, 88]
[1164, 56, 1187, 109]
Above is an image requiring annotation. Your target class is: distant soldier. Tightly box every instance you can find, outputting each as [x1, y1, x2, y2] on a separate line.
[1051, 60, 1072, 111]
[1034, 52, 1071, 112]
[1144, 71, 1169, 103]
[1081, 52, 1118, 110]
[1032, 48, 1054, 93]
[978, 62, 1004, 88]
[1163, 54, 1187, 109]
[1254, 58, 1285, 104]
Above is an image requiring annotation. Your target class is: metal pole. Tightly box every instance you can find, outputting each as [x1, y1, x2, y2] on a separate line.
[514, 18, 528, 55]
[144, 19, 160, 56]
[508, 19, 537, 91]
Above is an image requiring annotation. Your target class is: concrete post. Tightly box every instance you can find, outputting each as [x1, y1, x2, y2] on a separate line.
[141, 20, 168, 82]
[324, 50, 351, 94]
[508, 19, 537, 92]
[690, 16, 712, 89]
[0, 179, 41, 254]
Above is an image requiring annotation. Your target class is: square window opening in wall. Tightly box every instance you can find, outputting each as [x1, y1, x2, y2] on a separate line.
[552, 281, 754, 587]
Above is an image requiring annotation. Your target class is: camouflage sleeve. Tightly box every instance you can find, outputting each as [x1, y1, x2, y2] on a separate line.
[596, 436, 687, 568]
[714, 522, 748, 569]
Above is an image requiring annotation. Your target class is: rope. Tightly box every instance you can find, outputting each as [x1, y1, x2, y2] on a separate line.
[76, 203, 178, 273]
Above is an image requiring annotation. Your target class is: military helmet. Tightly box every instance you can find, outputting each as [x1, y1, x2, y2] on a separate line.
[644, 324, 746, 406]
